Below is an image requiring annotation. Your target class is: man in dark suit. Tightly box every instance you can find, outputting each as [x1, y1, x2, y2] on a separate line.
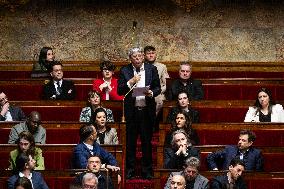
[73, 155, 114, 189]
[211, 158, 247, 189]
[207, 129, 264, 171]
[42, 61, 76, 100]
[167, 62, 204, 101]
[7, 152, 49, 189]
[118, 47, 161, 179]
[0, 91, 26, 121]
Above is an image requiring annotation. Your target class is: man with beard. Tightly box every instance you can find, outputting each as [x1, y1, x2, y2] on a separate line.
[8, 111, 46, 144]
[164, 157, 209, 189]
[211, 158, 247, 189]
[207, 129, 263, 171]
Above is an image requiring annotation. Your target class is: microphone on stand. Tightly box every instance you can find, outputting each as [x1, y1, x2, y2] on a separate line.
[121, 66, 140, 122]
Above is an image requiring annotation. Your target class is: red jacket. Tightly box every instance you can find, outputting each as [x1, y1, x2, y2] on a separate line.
[93, 78, 124, 100]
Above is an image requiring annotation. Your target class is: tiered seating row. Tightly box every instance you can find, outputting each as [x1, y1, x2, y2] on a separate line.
[6, 100, 284, 122]
[1, 61, 284, 79]
[1, 170, 284, 189]
[1, 78, 284, 100]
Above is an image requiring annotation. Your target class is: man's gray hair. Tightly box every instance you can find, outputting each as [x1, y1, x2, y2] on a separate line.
[171, 129, 190, 147]
[185, 157, 200, 169]
[82, 173, 98, 188]
[179, 61, 192, 71]
[128, 47, 143, 56]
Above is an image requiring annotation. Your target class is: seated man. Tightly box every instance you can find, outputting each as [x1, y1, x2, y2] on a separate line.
[0, 91, 26, 121]
[164, 157, 209, 189]
[42, 61, 76, 100]
[72, 124, 120, 170]
[207, 129, 263, 171]
[7, 153, 49, 189]
[170, 175, 186, 189]
[164, 129, 200, 169]
[211, 158, 247, 189]
[74, 155, 114, 189]
[8, 111, 46, 144]
[167, 62, 204, 101]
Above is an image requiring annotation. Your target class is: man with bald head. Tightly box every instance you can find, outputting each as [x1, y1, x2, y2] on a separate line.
[8, 111, 46, 144]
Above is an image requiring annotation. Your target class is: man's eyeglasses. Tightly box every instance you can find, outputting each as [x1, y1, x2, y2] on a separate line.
[83, 184, 96, 189]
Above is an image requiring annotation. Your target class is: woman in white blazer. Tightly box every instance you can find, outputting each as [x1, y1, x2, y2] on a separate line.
[92, 107, 119, 145]
[244, 88, 284, 122]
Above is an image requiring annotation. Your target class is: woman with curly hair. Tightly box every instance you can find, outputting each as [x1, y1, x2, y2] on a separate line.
[9, 131, 44, 171]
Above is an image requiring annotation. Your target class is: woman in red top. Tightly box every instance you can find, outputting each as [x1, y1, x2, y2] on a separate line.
[93, 61, 124, 101]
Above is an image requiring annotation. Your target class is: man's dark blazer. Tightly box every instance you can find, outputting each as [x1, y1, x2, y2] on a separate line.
[167, 78, 204, 100]
[211, 174, 247, 189]
[72, 142, 118, 169]
[7, 171, 49, 189]
[42, 79, 76, 100]
[117, 63, 161, 124]
[0, 106, 26, 121]
[164, 146, 200, 169]
[207, 145, 264, 171]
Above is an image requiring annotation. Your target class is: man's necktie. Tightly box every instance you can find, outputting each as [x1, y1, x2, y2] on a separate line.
[56, 81, 62, 95]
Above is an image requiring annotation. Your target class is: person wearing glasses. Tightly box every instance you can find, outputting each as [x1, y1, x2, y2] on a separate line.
[0, 91, 26, 122]
[93, 61, 123, 101]
[42, 61, 76, 100]
[164, 157, 209, 189]
[8, 111, 46, 144]
[82, 173, 98, 189]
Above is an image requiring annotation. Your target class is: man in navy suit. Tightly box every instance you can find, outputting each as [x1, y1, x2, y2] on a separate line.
[207, 129, 264, 171]
[118, 47, 161, 179]
[7, 152, 49, 189]
[72, 124, 120, 170]
[42, 61, 76, 100]
[0, 91, 26, 121]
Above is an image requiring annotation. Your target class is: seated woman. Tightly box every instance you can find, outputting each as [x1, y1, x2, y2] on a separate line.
[92, 108, 119, 145]
[80, 90, 114, 123]
[165, 111, 199, 147]
[9, 131, 44, 171]
[93, 61, 124, 101]
[164, 129, 200, 169]
[31, 47, 54, 78]
[244, 87, 284, 122]
[167, 91, 199, 123]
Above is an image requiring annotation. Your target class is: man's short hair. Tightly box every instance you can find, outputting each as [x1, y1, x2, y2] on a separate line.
[179, 62, 192, 71]
[79, 124, 95, 142]
[240, 129, 256, 142]
[82, 172, 98, 187]
[184, 157, 200, 170]
[128, 47, 143, 57]
[230, 158, 245, 168]
[144, 46, 156, 53]
[50, 61, 63, 70]
[15, 153, 30, 172]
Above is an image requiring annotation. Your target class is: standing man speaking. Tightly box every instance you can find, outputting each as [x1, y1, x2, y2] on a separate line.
[118, 47, 161, 179]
